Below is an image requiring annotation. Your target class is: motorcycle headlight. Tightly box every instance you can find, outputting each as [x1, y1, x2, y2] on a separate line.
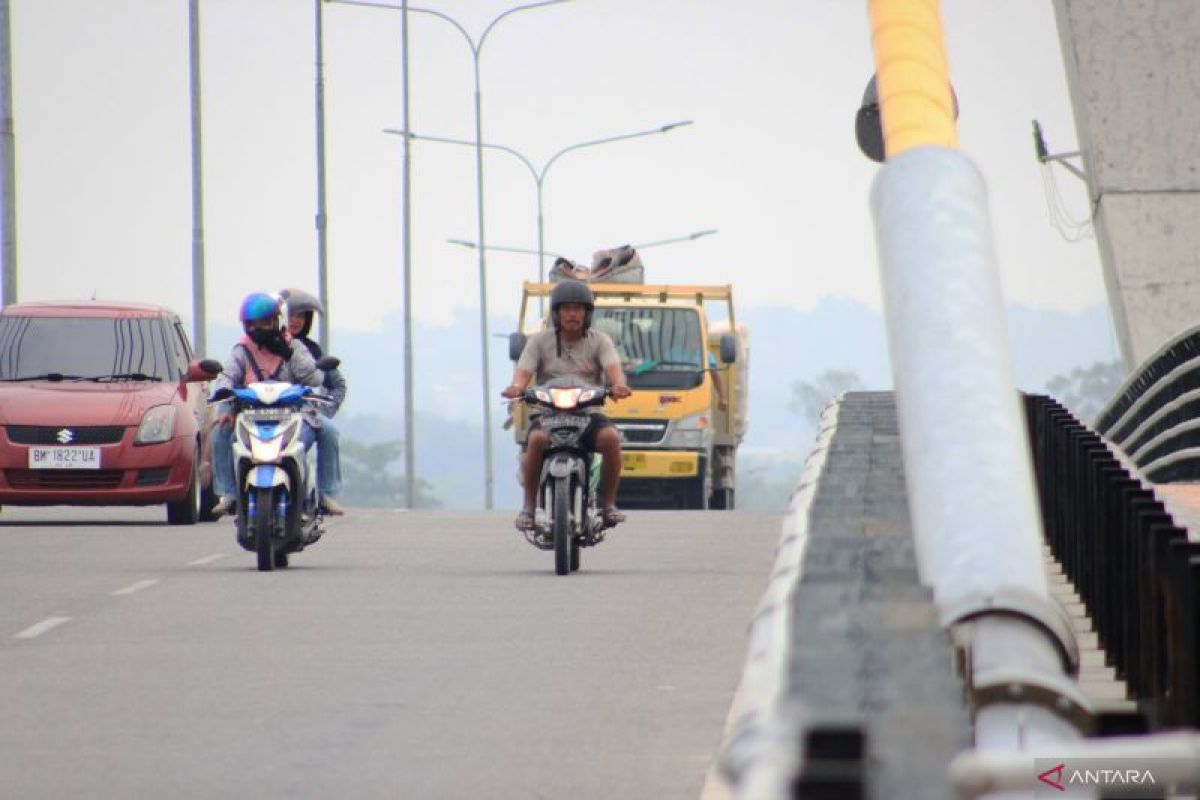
[134, 405, 177, 445]
[535, 390, 552, 404]
[550, 388, 581, 409]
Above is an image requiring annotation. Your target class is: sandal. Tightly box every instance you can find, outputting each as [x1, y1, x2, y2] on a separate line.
[602, 505, 626, 528]
[514, 509, 535, 531]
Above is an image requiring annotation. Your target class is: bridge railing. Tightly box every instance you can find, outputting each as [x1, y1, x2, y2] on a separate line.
[1094, 325, 1200, 482]
[1025, 393, 1200, 728]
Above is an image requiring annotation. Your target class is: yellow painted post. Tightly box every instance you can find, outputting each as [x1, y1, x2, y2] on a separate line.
[868, 0, 958, 156]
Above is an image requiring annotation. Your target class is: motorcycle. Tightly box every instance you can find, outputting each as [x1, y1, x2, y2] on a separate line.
[520, 378, 612, 576]
[209, 357, 338, 572]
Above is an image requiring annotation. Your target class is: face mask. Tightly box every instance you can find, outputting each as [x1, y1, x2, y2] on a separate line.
[248, 328, 275, 346]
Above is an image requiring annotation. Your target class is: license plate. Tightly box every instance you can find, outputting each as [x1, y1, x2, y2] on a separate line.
[541, 415, 587, 428]
[29, 447, 101, 470]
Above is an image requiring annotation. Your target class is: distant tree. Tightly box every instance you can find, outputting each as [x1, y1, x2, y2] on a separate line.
[1044, 359, 1126, 423]
[788, 369, 866, 428]
[340, 438, 440, 508]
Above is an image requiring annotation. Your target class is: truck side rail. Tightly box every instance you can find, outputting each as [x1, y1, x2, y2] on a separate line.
[519, 281, 735, 330]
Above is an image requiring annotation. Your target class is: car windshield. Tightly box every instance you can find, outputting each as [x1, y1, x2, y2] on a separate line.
[0, 315, 177, 382]
[591, 306, 705, 390]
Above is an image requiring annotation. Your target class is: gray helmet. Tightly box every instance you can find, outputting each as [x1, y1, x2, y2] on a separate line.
[280, 288, 324, 338]
[550, 279, 594, 311]
[549, 279, 595, 332]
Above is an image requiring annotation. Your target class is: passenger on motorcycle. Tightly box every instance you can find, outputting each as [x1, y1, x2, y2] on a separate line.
[210, 292, 326, 517]
[280, 288, 347, 516]
[501, 279, 632, 532]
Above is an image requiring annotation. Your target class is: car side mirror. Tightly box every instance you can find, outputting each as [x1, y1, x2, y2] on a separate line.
[315, 356, 340, 371]
[187, 359, 223, 382]
[719, 334, 738, 365]
[508, 332, 527, 362]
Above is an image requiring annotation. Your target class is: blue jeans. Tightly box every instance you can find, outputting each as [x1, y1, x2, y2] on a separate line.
[212, 419, 319, 499]
[315, 416, 342, 499]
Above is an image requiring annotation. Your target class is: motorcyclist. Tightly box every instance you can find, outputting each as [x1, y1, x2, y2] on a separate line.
[279, 288, 347, 516]
[210, 292, 325, 517]
[501, 279, 632, 532]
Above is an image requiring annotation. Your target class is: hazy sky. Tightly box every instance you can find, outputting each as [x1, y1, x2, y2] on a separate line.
[9, 0, 1102, 338]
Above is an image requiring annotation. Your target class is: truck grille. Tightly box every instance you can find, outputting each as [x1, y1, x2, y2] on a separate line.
[7, 469, 124, 490]
[612, 419, 668, 445]
[7, 425, 126, 445]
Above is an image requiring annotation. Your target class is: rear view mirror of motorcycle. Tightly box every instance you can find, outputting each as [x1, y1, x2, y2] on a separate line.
[208, 386, 235, 404]
[315, 356, 340, 371]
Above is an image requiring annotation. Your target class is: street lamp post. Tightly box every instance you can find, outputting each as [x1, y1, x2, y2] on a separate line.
[188, 0, 206, 356]
[0, 0, 16, 306]
[326, 0, 572, 510]
[384, 122, 694, 289]
[314, 0, 330, 352]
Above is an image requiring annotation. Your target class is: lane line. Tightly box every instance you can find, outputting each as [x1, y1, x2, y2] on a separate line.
[188, 553, 228, 566]
[111, 579, 159, 596]
[14, 616, 72, 640]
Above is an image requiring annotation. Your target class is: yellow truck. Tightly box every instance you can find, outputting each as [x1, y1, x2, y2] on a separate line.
[509, 280, 748, 510]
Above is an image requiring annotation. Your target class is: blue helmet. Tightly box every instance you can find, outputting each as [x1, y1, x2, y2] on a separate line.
[239, 292, 282, 326]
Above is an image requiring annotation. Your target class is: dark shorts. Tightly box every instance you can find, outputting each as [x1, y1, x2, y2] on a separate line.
[529, 413, 614, 451]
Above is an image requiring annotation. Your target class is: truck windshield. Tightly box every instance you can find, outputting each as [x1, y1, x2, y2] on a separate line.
[592, 306, 705, 390]
[0, 315, 177, 382]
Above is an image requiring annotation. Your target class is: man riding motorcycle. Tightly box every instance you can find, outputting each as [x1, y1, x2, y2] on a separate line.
[280, 288, 347, 516]
[210, 292, 326, 517]
[501, 279, 632, 532]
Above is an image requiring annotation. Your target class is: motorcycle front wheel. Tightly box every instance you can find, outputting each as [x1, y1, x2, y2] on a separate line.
[254, 486, 277, 572]
[552, 476, 571, 576]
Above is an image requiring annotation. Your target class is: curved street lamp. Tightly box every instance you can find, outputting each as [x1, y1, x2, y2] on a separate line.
[446, 228, 717, 261]
[384, 121, 694, 288]
[327, 0, 572, 509]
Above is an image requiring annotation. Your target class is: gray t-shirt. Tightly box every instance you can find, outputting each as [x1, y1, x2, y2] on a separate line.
[517, 328, 619, 388]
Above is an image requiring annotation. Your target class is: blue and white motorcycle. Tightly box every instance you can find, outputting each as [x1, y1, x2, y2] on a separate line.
[210, 361, 336, 571]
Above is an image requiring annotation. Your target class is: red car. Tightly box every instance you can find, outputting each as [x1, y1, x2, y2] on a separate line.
[0, 301, 221, 523]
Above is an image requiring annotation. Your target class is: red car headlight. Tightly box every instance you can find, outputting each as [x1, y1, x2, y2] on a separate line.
[134, 405, 177, 445]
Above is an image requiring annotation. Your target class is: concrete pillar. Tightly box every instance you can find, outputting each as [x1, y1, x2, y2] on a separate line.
[1052, 0, 1200, 368]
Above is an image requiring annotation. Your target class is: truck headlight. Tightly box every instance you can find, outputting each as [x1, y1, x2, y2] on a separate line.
[134, 405, 177, 445]
[663, 412, 711, 449]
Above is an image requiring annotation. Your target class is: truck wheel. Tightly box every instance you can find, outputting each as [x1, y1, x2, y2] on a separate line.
[710, 487, 735, 510]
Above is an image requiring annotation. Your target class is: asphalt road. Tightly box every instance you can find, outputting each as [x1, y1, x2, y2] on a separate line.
[0, 506, 781, 800]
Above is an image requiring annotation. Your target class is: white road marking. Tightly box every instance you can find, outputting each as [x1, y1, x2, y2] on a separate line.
[111, 579, 159, 596]
[188, 553, 228, 566]
[14, 616, 72, 640]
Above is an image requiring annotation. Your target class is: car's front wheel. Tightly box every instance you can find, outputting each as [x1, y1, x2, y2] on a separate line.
[166, 450, 200, 526]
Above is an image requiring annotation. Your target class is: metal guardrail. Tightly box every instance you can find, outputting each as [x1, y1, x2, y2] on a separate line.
[1024, 393, 1200, 728]
[1094, 325, 1200, 481]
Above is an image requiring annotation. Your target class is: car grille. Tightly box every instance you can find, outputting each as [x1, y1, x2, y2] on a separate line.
[6, 425, 126, 445]
[6, 469, 124, 490]
[612, 419, 668, 445]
